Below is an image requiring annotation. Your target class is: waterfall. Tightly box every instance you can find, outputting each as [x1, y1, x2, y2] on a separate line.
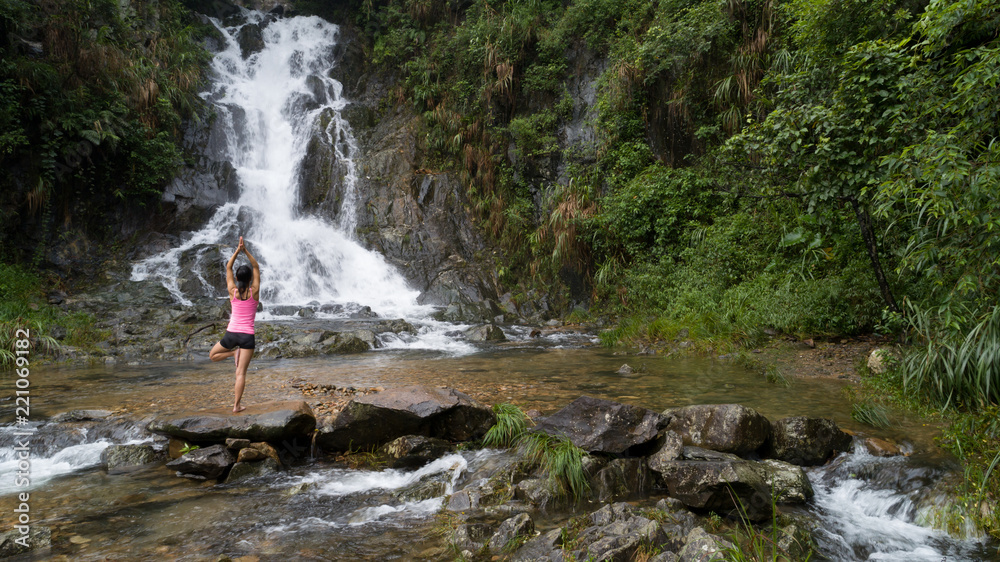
[132, 11, 427, 320]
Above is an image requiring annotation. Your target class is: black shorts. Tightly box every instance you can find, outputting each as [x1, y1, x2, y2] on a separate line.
[220, 331, 255, 350]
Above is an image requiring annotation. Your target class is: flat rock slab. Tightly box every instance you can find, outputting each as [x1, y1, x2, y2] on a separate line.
[316, 386, 494, 452]
[531, 396, 667, 455]
[148, 401, 316, 444]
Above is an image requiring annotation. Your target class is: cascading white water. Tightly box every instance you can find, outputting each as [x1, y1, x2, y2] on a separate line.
[807, 445, 994, 560]
[131, 11, 427, 320]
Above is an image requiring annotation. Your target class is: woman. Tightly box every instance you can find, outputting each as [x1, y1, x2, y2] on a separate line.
[209, 236, 260, 413]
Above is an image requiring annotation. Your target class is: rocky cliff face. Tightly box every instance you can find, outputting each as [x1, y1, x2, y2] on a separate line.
[144, 5, 499, 314]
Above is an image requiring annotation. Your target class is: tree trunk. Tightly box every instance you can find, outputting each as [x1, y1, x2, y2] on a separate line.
[849, 197, 900, 313]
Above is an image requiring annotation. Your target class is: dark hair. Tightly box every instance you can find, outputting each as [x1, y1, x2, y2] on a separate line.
[235, 265, 252, 300]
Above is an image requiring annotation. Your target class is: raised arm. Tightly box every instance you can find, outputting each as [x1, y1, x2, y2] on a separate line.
[240, 237, 261, 300]
[225, 244, 239, 296]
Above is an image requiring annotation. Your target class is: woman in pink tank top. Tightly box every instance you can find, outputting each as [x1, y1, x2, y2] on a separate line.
[209, 237, 260, 413]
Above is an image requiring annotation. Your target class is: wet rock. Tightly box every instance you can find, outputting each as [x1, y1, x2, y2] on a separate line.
[648, 430, 685, 472]
[226, 438, 251, 450]
[248, 441, 283, 467]
[236, 23, 265, 58]
[511, 528, 563, 562]
[663, 403, 771, 456]
[865, 436, 902, 457]
[747, 459, 814, 503]
[236, 447, 266, 462]
[616, 364, 634, 375]
[0, 525, 51, 558]
[651, 447, 773, 521]
[767, 416, 853, 466]
[446, 489, 479, 512]
[101, 444, 163, 471]
[166, 444, 234, 479]
[488, 512, 534, 553]
[321, 330, 377, 354]
[571, 502, 667, 562]
[148, 401, 316, 443]
[379, 435, 453, 468]
[316, 386, 494, 451]
[591, 458, 653, 502]
[224, 457, 281, 483]
[465, 323, 507, 342]
[677, 527, 734, 562]
[514, 477, 554, 507]
[50, 409, 113, 423]
[451, 523, 493, 553]
[531, 396, 667, 455]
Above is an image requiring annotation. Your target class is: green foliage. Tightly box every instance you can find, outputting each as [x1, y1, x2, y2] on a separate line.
[482, 402, 530, 448]
[178, 443, 200, 455]
[851, 401, 891, 428]
[0, 0, 210, 256]
[518, 431, 590, 502]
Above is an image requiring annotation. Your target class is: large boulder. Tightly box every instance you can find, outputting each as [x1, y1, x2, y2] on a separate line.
[767, 416, 853, 466]
[148, 401, 316, 444]
[165, 444, 235, 479]
[531, 396, 667, 455]
[316, 386, 494, 452]
[663, 404, 771, 456]
[650, 447, 774, 521]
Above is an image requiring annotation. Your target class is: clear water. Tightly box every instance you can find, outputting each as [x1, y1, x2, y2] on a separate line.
[1, 345, 997, 560]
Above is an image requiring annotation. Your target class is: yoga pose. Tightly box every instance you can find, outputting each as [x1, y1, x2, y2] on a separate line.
[209, 237, 260, 413]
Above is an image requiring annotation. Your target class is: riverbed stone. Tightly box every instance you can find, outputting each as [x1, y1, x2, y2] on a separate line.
[648, 430, 684, 472]
[865, 436, 902, 457]
[651, 447, 773, 521]
[570, 502, 667, 562]
[320, 330, 377, 354]
[148, 401, 316, 444]
[748, 459, 814, 503]
[237, 23, 264, 58]
[226, 437, 251, 450]
[451, 523, 493, 553]
[677, 527, 734, 562]
[530, 396, 667, 455]
[511, 528, 563, 562]
[51, 409, 114, 422]
[224, 457, 281, 484]
[663, 403, 771, 456]
[0, 525, 51, 558]
[248, 441, 282, 467]
[465, 323, 507, 342]
[165, 444, 234, 479]
[101, 444, 162, 471]
[236, 447, 267, 462]
[379, 435, 453, 468]
[767, 416, 853, 466]
[315, 386, 494, 451]
[487, 513, 534, 553]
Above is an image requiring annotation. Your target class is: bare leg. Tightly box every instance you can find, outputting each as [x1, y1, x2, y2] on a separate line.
[233, 346, 254, 413]
[209, 342, 237, 362]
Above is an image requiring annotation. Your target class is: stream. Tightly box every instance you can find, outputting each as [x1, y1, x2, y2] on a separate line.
[1, 6, 997, 561]
[1, 345, 998, 560]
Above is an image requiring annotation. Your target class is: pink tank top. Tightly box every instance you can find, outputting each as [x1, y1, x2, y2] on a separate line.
[227, 290, 257, 334]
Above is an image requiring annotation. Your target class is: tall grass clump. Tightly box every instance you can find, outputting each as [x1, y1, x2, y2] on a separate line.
[481, 403, 590, 502]
[482, 402, 529, 448]
[518, 431, 590, 502]
[903, 303, 1000, 409]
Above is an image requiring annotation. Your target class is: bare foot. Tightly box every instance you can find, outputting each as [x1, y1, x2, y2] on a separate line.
[233, 405, 246, 413]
